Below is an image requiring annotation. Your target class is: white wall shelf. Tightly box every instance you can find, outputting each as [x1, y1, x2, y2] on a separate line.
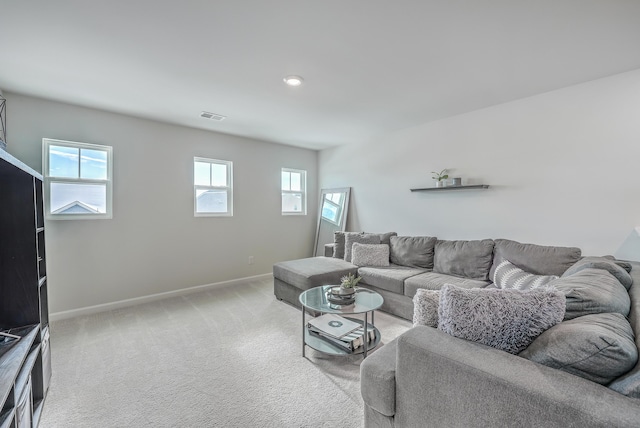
[410, 184, 490, 192]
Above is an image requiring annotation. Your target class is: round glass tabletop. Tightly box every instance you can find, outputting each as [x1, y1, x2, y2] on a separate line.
[299, 285, 384, 314]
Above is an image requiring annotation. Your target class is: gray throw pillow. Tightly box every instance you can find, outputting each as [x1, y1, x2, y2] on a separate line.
[438, 285, 566, 354]
[563, 256, 633, 290]
[493, 259, 558, 290]
[351, 243, 390, 267]
[434, 239, 495, 280]
[490, 239, 581, 278]
[412, 289, 439, 328]
[333, 231, 362, 259]
[552, 268, 631, 320]
[520, 313, 638, 385]
[333, 231, 346, 258]
[344, 233, 380, 263]
[389, 236, 437, 269]
[364, 231, 398, 245]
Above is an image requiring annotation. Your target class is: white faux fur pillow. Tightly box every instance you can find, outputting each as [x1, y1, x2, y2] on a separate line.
[351, 243, 390, 267]
[438, 284, 566, 354]
[412, 289, 439, 327]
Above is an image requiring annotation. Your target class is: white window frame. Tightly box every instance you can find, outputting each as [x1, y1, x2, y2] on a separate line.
[194, 157, 233, 217]
[281, 168, 307, 215]
[42, 138, 113, 220]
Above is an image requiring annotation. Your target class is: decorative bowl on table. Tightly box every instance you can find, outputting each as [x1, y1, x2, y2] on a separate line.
[327, 286, 356, 306]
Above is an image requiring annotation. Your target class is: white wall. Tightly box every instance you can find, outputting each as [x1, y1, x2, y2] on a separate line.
[319, 69, 640, 258]
[4, 93, 318, 313]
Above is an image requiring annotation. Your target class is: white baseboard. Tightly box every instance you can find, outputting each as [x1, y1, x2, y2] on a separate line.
[50, 273, 273, 322]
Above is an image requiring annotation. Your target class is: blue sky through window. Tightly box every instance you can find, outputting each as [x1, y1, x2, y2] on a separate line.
[48, 143, 109, 215]
[194, 161, 228, 187]
[49, 145, 107, 179]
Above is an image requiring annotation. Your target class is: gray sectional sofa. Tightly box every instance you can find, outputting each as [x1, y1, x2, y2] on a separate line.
[272, 232, 640, 427]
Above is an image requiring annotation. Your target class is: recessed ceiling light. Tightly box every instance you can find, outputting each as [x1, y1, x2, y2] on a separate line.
[283, 75, 304, 87]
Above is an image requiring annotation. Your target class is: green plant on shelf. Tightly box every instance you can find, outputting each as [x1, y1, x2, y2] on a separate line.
[431, 169, 449, 182]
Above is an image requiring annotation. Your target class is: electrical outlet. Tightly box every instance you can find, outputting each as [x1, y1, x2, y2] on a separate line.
[248, 256, 254, 265]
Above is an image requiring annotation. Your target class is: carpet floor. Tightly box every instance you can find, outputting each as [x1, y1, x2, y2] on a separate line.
[40, 277, 411, 427]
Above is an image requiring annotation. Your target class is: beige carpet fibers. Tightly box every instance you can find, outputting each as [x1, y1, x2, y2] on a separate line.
[40, 277, 411, 427]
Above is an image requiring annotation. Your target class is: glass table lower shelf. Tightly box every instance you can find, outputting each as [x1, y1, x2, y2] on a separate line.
[303, 317, 381, 356]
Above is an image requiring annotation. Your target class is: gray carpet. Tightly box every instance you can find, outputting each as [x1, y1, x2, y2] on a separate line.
[40, 277, 411, 427]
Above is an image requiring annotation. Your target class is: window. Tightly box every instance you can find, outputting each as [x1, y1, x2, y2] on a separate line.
[194, 157, 233, 216]
[281, 168, 306, 215]
[43, 138, 113, 220]
[321, 192, 345, 225]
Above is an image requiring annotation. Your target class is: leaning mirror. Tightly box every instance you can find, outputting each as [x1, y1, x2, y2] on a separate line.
[313, 187, 351, 256]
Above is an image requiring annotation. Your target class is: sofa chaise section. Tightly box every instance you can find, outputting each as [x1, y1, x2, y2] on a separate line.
[273, 256, 357, 309]
[361, 260, 640, 427]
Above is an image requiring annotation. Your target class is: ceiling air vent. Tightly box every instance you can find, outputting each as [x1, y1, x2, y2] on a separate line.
[200, 111, 226, 121]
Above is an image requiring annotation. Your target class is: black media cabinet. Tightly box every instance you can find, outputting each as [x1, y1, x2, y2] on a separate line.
[0, 149, 51, 428]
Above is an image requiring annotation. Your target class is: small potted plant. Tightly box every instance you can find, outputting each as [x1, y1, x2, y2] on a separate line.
[431, 169, 449, 187]
[339, 273, 362, 294]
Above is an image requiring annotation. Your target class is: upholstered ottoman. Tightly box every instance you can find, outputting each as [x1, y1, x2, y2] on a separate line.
[273, 257, 357, 309]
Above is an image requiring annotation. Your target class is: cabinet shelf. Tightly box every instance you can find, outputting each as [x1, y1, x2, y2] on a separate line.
[0, 326, 39, 408]
[410, 184, 490, 192]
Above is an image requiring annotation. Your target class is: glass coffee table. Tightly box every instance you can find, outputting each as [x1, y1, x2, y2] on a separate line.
[299, 285, 384, 358]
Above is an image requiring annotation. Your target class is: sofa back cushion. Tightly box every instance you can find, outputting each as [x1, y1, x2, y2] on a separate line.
[333, 231, 359, 259]
[433, 239, 495, 280]
[551, 268, 630, 320]
[390, 236, 437, 269]
[520, 313, 638, 385]
[370, 231, 398, 246]
[334, 231, 396, 259]
[609, 261, 640, 398]
[490, 239, 581, 278]
[563, 256, 633, 290]
[344, 233, 381, 262]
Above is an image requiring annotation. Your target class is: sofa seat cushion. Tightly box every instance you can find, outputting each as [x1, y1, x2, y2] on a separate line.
[358, 264, 426, 294]
[273, 257, 357, 290]
[520, 313, 638, 385]
[434, 239, 495, 280]
[404, 272, 489, 298]
[360, 337, 399, 417]
[490, 239, 582, 278]
[551, 268, 631, 320]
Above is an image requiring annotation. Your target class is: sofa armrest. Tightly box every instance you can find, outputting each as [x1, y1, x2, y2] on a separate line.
[361, 337, 399, 416]
[395, 326, 640, 428]
[324, 243, 335, 257]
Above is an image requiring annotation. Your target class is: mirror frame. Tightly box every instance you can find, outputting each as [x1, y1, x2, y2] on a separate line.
[313, 187, 351, 257]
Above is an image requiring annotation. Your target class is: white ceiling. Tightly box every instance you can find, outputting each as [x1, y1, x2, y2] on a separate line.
[1, 1, 640, 150]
